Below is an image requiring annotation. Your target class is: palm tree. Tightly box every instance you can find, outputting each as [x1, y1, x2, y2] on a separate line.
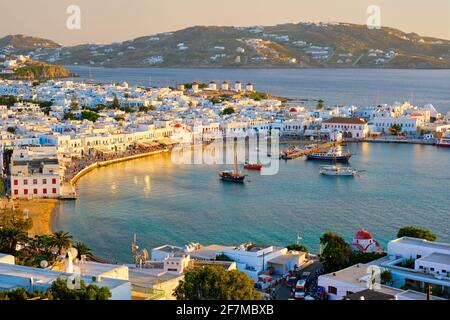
[0, 226, 29, 254]
[32, 235, 54, 255]
[51, 231, 73, 255]
[74, 242, 92, 259]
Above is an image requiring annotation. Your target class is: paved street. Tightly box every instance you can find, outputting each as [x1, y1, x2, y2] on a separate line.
[275, 261, 323, 300]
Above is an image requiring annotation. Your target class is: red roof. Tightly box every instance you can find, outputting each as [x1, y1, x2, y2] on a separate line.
[355, 229, 372, 240]
[289, 107, 298, 113]
[174, 123, 182, 128]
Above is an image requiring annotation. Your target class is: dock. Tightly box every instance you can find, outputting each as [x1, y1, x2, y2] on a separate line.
[59, 182, 77, 200]
[281, 142, 342, 160]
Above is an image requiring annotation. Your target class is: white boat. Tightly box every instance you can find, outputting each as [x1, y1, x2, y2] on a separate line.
[320, 165, 358, 177]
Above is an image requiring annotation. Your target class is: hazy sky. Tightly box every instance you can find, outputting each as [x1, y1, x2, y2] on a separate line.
[1, 0, 449, 45]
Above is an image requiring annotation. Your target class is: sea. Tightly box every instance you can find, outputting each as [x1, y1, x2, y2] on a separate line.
[53, 67, 450, 263]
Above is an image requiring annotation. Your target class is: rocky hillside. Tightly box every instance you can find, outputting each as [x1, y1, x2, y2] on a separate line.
[1, 22, 450, 68]
[11, 61, 71, 80]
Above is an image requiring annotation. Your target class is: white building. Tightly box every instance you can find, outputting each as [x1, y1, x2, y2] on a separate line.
[318, 237, 450, 300]
[0, 253, 132, 300]
[10, 146, 61, 199]
[321, 117, 369, 139]
[221, 243, 288, 279]
[371, 115, 424, 134]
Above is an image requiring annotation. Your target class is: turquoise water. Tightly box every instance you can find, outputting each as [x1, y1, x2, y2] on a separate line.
[67, 66, 450, 113]
[54, 143, 450, 263]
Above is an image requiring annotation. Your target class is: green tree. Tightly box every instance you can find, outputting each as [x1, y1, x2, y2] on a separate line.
[210, 96, 222, 104]
[388, 124, 402, 135]
[80, 110, 100, 122]
[0, 226, 29, 254]
[174, 266, 260, 300]
[7, 126, 16, 134]
[286, 244, 309, 253]
[249, 92, 263, 101]
[74, 242, 92, 259]
[320, 232, 354, 273]
[380, 270, 394, 286]
[316, 99, 325, 110]
[397, 226, 437, 242]
[69, 95, 79, 110]
[111, 95, 120, 108]
[0, 208, 32, 254]
[50, 278, 111, 300]
[221, 106, 235, 116]
[51, 231, 73, 255]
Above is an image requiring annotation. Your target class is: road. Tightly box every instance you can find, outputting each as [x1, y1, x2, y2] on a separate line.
[274, 261, 323, 300]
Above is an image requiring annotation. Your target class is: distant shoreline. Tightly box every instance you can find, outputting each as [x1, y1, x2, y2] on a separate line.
[65, 64, 450, 71]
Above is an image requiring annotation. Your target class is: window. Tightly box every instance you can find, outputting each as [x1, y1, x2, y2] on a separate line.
[417, 255, 422, 259]
[33, 179, 38, 185]
[43, 188, 47, 194]
[52, 188, 57, 194]
[24, 189, 28, 195]
[328, 286, 338, 295]
[33, 189, 38, 195]
[14, 190, 18, 195]
[43, 179, 47, 184]
[346, 291, 354, 296]
[14, 180, 18, 186]
[430, 268, 435, 272]
[52, 178, 57, 184]
[24, 179, 28, 185]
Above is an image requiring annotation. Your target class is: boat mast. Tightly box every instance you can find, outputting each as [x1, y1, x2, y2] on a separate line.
[234, 139, 238, 174]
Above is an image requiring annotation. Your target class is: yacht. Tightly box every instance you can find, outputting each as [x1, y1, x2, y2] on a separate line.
[307, 147, 351, 163]
[320, 166, 358, 177]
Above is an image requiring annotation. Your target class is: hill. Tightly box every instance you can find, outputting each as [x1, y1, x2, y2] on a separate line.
[1, 23, 450, 69]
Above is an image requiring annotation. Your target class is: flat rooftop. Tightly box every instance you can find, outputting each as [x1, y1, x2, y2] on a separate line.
[190, 244, 235, 260]
[417, 253, 450, 266]
[0, 262, 129, 290]
[391, 237, 450, 252]
[153, 245, 185, 254]
[129, 268, 182, 287]
[320, 263, 369, 285]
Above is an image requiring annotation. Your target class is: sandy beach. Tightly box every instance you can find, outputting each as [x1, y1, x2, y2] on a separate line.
[15, 199, 59, 237]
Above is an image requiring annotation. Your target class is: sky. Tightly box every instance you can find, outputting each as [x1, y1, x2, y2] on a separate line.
[0, 0, 449, 45]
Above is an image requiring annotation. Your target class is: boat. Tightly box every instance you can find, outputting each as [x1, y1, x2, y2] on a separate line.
[220, 143, 246, 183]
[320, 165, 358, 177]
[280, 146, 302, 160]
[219, 171, 246, 183]
[307, 147, 351, 163]
[244, 162, 263, 170]
[437, 135, 450, 148]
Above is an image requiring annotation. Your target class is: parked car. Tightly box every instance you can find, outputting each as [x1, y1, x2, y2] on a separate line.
[293, 280, 307, 299]
[285, 276, 297, 288]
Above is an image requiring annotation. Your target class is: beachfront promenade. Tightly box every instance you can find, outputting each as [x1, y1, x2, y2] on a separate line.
[61, 144, 171, 198]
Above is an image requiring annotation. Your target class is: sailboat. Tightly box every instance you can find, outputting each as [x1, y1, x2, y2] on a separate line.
[219, 143, 246, 183]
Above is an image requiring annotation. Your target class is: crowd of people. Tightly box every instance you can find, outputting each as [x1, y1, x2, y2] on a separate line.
[63, 143, 168, 182]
